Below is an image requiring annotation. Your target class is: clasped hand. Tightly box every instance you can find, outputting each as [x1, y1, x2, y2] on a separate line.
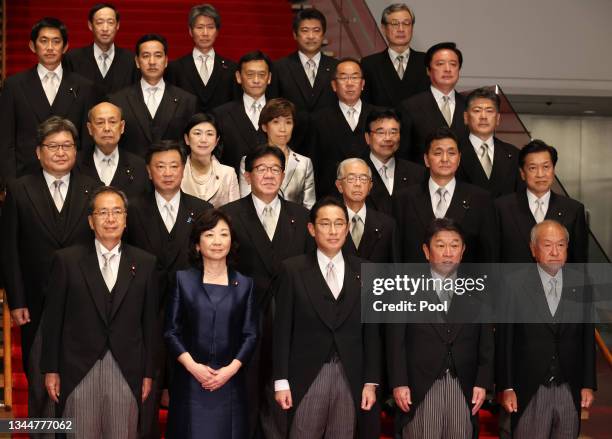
[189, 362, 237, 392]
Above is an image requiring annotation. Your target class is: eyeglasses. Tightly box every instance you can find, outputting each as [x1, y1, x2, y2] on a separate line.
[340, 174, 371, 184]
[316, 220, 347, 231]
[42, 143, 75, 152]
[93, 208, 126, 218]
[372, 129, 400, 137]
[335, 75, 362, 83]
[386, 20, 413, 29]
[252, 164, 283, 176]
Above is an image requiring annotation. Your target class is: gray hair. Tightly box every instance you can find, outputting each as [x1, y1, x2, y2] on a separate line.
[37, 116, 78, 145]
[336, 158, 372, 180]
[88, 186, 129, 214]
[381, 3, 415, 25]
[188, 4, 221, 29]
[530, 219, 570, 245]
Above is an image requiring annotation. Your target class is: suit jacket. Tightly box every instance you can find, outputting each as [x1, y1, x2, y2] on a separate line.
[41, 243, 158, 413]
[342, 207, 399, 263]
[77, 148, 150, 199]
[398, 89, 469, 163]
[364, 154, 427, 215]
[310, 102, 379, 198]
[392, 180, 499, 262]
[108, 83, 198, 158]
[0, 171, 100, 367]
[272, 252, 381, 430]
[126, 191, 212, 304]
[220, 195, 313, 308]
[457, 136, 523, 198]
[212, 99, 267, 172]
[63, 45, 139, 95]
[361, 49, 429, 108]
[181, 155, 240, 208]
[495, 191, 588, 263]
[0, 67, 100, 179]
[495, 266, 596, 427]
[166, 52, 238, 113]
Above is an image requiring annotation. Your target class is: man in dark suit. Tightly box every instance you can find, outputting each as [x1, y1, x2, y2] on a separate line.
[273, 196, 380, 439]
[336, 158, 398, 263]
[108, 34, 198, 158]
[495, 140, 588, 263]
[361, 3, 429, 108]
[126, 141, 211, 438]
[393, 127, 498, 263]
[0, 117, 100, 420]
[42, 186, 158, 438]
[0, 17, 99, 180]
[496, 220, 596, 438]
[214, 50, 271, 172]
[363, 109, 426, 215]
[310, 57, 379, 198]
[78, 102, 150, 199]
[166, 4, 238, 112]
[456, 87, 522, 198]
[271, 8, 338, 155]
[221, 145, 313, 439]
[398, 42, 468, 163]
[387, 217, 494, 438]
[64, 3, 138, 95]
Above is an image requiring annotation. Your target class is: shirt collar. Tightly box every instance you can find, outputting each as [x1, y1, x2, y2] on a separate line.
[243, 93, 266, 110]
[526, 189, 551, 206]
[369, 152, 395, 171]
[387, 47, 410, 62]
[95, 239, 121, 257]
[430, 85, 455, 103]
[42, 170, 70, 188]
[37, 63, 63, 81]
[251, 193, 280, 216]
[316, 248, 344, 268]
[338, 99, 362, 115]
[469, 133, 494, 150]
[140, 77, 165, 92]
[428, 176, 456, 197]
[347, 203, 367, 223]
[94, 145, 119, 162]
[537, 264, 563, 288]
[193, 47, 215, 61]
[430, 267, 457, 281]
[298, 51, 321, 67]
[93, 43, 115, 59]
[155, 190, 181, 212]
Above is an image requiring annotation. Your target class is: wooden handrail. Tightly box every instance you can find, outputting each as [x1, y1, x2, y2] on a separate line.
[2, 289, 12, 410]
[595, 328, 612, 370]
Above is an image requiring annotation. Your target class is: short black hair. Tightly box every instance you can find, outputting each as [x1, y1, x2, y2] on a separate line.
[332, 57, 363, 78]
[135, 33, 168, 56]
[37, 116, 78, 145]
[424, 217, 465, 247]
[183, 113, 221, 155]
[309, 196, 349, 224]
[244, 145, 286, 172]
[238, 50, 272, 72]
[425, 42, 463, 69]
[145, 140, 187, 165]
[465, 87, 501, 112]
[365, 108, 401, 133]
[518, 139, 558, 169]
[31, 17, 68, 45]
[189, 209, 238, 268]
[292, 8, 327, 34]
[88, 3, 120, 23]
[88, 185, 128, 215]
[424, 127, 459, 154]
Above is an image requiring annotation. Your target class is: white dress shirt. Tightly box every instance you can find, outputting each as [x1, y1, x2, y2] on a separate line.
[388, 47, 410, 73]
[431, 85, 456, 121]
[252, 194, 281, 235]
[42, 170, 70, 201]
[93, 146, 119, 186]
[298, 51, 321, 78]
[469, 133, 495, 164]
[428, 177, 457, 218]
[243, 93, 266, 130]
[93, 43, 115, 76]
[37, 63, 63, 104]
[526, 189, 551, 219]
[141, 78, 166, 117]
[193, 47, 215, 80]
[370, 152, 395, 195]
[338, 99, 362, 130]
[347, 204, 367, 225]
[430, 268, 457, 305]
[155, 190, 181, 231]
[95, 239, 122, 287]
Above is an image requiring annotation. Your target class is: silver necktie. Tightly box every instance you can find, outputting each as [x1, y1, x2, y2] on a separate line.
[434, 187, 449, 218]
[100, 52, 110, 77]
[346, 107, 357, 131]
[546, 277, 559, 316]
[251, 102, 262, 129]
[479, 143, 493, 178]
[52, 180, 64, 211]
[100, 156, 114, 185]
[351, 214, 364, 248]
[396, 55, 405, 79]
[198, 54, 210, 85]
[43, 72, 59, 105]
[441, 95, 452, 126]
[437, 284, 452, 313]
[325, 261, 341, 299]
[101, 252, 116, 292]
[146, 87, 159, 117]
[534, 199, 545, 223]
[262, 205, 275, 240]
[163, 203, 175, 232]
[306, 59, 316, 87]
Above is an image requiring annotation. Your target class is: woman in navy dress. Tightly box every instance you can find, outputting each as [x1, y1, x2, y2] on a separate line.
[165, 209, 258, 438]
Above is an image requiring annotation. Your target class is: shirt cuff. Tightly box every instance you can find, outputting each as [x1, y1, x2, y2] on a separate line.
[274, 379, 290, 391]
[365, 383, 379, 387]
[504, 388, 514, 392]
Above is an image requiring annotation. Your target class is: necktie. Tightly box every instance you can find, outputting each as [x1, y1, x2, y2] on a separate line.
[437, 284, 452, 313]
[100, 156, 114, 185]
[534, 199, 545, 223]
[546, 277, 559, 316]
[306, 59, 316, 87]
[380, 165, 392, 194]
[52, 180, 64, 211]
[396, 55, 405, 80]
[251, 102, 262, 129]
[262, 205, 275, 240]
[479, 143, 493, 178]
[163, 202, 175, 232]
[441, 95, 452, 126]
[101, 252, 116, 292]
[435, 187, 448, 218]
[351, 214, 364, 248]
[146, 87, 159, 117]
[198, 54, 210, 85]
[346, 107, 357, 131]
[100, 52, 110, 77]
[43, 72, 58, 105]
[325, 261, 341, 299]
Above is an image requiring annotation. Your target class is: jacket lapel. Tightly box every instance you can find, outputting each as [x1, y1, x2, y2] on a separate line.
[153, 86, 181, 138]
[444, 181, 470, 225]
[24, 173, 62, 245]
[51, 72, 78, 116]
[287, 53, 313, 104]
[357, 212, 380, 259]
[229, 101, 261, 147]
[80, 246, 109, 325]
[334, 255, 361, 329]
[281, 151, 299, 196]
[514, 191, 536, 249]
[460, 140, 489, 187]
[413, 183, 435, 231]
[110, 246, 135, 321]
[126, 85, 153, 143]
[111, 150, 137, 187]
[140, 194, 164, 254]
[239, 196, 277, 275]
[22, 67, 51, 123]
[301, 253, 335, 330]
[377, 51, 401, 104]
[165, 193, 198, 268]
[545, 192, 567, 222]
[62, 172, 95, 244]
[310, 55, 334, 106]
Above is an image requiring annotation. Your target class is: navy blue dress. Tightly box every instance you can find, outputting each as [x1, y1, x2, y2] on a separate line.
[165, 268, 258, 439]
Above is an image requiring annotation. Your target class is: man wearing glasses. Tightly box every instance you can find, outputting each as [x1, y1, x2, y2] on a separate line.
[1, 116, 101, 422]
[363, 109, 426, 215]
[222, 145, 313, 439]
[361, 3, 429, 108]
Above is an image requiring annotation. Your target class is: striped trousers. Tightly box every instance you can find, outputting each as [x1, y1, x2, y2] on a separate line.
[27, 325, 56, 439]
[514, 383, 579, 439]
[403, 372, 472, 439]
[290, 359, 355, 439]
[63, 351, 138, 439]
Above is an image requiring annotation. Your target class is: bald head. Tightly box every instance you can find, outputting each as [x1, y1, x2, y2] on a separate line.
[530, 220, 569, 275]
[87, 102, 125, 154]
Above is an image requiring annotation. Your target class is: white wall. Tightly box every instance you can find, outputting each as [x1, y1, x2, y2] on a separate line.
[365, 0, 612, 96]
